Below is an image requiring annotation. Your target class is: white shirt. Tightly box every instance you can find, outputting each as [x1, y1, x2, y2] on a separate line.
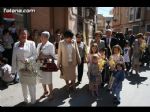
[123, 47, 130, 62]
[147, 36, 150, 45]
[12, 40, 37, 73]
[1, 64, 15, 82]
[106, 37, 111, 47]
[37, 41, 55, 58]
[9, 27, 16, 34]
[67, 44, 73, 62]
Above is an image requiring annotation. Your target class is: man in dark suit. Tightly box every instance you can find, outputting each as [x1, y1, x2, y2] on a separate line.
[128, 29, 136, 47]
[102, 29, 119, 59]
[127, 29, 136, 65]
[101, 29, 119, 87]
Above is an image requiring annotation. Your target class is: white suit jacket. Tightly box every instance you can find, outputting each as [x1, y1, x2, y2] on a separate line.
[11, 40, 37, 73]
[37, 41, 55, 59]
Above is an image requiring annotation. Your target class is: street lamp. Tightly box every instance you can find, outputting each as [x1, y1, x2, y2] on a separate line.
[105, 17, 111, 29]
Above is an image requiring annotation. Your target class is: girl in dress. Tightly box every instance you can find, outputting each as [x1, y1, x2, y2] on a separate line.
[109, 45, 125, 66]
[108, 45, 126, 90]
[88, 54, 102, 97]
[87, 43, 101, 90]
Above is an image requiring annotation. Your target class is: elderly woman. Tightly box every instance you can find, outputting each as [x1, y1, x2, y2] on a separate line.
[37, 31, 55, 100]
[11, 28, 37, 104]
[57, 30, 81, 91]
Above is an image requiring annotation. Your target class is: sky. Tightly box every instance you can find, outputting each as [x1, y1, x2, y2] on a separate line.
[97, 7, 113, 17]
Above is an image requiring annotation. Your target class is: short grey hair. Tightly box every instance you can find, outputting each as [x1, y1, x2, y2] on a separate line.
[41, 31, 50, 39]
[106, 29, 112, 32]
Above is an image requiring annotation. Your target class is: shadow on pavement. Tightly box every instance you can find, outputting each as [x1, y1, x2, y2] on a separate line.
[0, 80, 8, 90]
[69, 84, 117, 107]
[14, 84, 118, 107]
[14, 85, 71, 107]
[0, 78, 19, 91]
[126, 73, 148, 88]
[139, 66, 150, 73]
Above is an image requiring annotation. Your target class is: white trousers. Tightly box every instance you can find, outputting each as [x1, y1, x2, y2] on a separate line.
[21, 84, 36, 103]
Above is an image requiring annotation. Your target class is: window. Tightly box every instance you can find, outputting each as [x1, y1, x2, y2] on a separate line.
[135, 7, 141, 20]
[146, 24, 150, 32]
[133, 25, 140, 35]
[129, 7, 134, 22]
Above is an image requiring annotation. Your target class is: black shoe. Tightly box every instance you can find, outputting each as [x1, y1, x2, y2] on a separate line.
[113, 97, 117, 100]
[77, 81, 81, 84]
[101, 83, 104, 87]
[113, 100, 120, 105]
[107, 89, 111, 92]
[13, 80, 19, 84]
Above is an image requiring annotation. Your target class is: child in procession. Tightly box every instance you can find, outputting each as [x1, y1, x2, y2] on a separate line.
[88, 54, 102, 97]
[87, 43, 101, 90]
[111, 63, 125, 105]
[123, 40, 131, 76]
[108, 45, 126, 90]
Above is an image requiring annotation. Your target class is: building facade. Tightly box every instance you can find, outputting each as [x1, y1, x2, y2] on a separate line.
[96, 14, 105, 33]
[0, 7, 97, 45]
[30, 7, 97, 45]
[112, 7, 150, 34]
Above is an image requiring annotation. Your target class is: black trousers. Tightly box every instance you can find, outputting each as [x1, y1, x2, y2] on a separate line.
[101, 64, 111, 84]
[125, 62, 131, 71]
[77, 57, 84, 82]
[3, 49, 13, 65]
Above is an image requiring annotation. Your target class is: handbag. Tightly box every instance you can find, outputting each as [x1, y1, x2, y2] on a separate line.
[19, 62, 38, 77]
[40, 58, 58, 72]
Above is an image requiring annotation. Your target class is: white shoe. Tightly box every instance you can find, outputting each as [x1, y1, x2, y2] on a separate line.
[24, 98, 29, 103]
[30, 100, 36, 104]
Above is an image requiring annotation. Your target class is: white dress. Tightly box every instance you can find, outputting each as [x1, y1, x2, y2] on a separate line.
[37, 41, 55, 84]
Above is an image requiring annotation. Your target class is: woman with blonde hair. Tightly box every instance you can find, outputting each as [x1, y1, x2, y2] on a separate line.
[108, 45, 126, 90]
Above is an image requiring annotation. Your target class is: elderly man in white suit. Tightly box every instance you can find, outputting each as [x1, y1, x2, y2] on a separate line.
[11, 29, 37, 104]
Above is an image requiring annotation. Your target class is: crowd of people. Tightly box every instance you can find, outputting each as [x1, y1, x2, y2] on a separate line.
[0, 24, 150, 106]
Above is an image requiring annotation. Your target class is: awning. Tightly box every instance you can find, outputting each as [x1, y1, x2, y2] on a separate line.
[3, 12, 15, 21]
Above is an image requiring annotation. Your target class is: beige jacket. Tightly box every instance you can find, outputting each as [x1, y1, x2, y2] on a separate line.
[57, 39, 81, 67]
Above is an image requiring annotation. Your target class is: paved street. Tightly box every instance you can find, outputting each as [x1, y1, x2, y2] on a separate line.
[1, 62, 150, 107]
